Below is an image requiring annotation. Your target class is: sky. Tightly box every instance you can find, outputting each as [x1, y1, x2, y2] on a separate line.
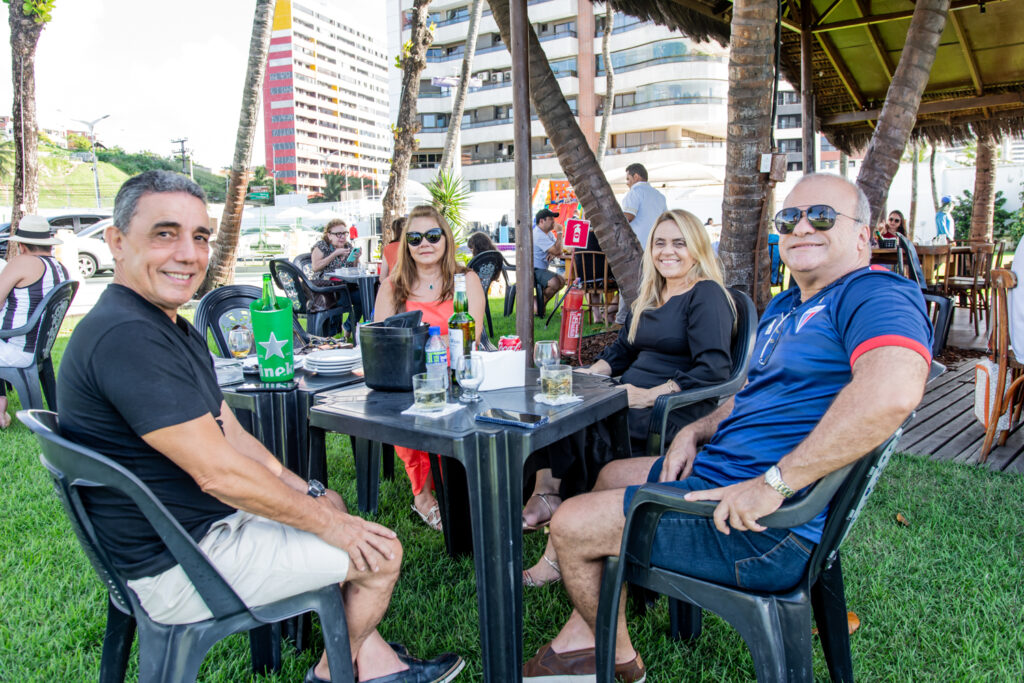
[0, 0, 388, 170]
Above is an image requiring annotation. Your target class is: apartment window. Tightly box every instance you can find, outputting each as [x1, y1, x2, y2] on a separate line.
[271, 114, 295, 123]
[549, 57, 577, 76]
[777, 114, 801, 129]
[274, 155, 296, 164]
[271, 128, 294, 137]
[777, 91, 800, 105]
[787, 161, 803, 171]
[270, 86, 293, 96]
[272, 142, 296, 151]
[420, 113, 448, 128]
[611, 129, 667, 149]
[779, 139, 802, 153]
[269, 71, 293, 81]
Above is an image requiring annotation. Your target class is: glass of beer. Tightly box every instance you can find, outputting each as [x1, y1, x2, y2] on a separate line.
[412, 373, 447, 412]
[540, 363, 572, 400]
[227, 324, 254, 358]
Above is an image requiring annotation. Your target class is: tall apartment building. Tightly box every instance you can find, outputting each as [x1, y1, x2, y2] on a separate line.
[773, 82, 864, 174]
[262, 0, 392, 197]
[387, 0, 729, 192]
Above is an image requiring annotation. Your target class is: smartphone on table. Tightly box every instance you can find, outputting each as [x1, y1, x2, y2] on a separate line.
[476, 408, 548, 429]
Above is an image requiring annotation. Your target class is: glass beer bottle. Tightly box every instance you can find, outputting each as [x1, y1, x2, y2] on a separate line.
[447, 273, 475, 379]
[260, 273, 280, 311]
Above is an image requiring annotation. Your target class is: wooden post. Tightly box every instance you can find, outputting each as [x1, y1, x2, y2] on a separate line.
[801, 0, 816, 173]
[511, 0, 534, 360]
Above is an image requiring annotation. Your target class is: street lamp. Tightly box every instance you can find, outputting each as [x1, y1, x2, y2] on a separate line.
[71, 114, 110, 208]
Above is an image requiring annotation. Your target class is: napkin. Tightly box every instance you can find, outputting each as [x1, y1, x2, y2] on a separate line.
[476, 350, 526, 392]
[401, 402, 465, 418]
[534, 393, 584, 406]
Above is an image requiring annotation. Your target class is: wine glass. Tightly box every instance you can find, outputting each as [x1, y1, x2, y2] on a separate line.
[457, 354, 485, 403]
[534, 340, 560, 369]
[227, 325, 254, 358]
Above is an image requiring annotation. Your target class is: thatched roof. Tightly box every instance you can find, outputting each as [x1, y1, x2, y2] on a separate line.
[609, 0, 1024, 154]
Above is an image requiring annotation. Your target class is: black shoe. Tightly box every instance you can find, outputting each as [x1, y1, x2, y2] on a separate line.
[361, 652, 465, 683]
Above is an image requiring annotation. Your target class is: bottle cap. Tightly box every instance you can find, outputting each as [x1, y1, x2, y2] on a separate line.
[428, 325, 440, 335]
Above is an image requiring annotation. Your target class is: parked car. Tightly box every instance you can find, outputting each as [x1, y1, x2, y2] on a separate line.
[70, 218, 115, 278]
[48, 212, 112, 234]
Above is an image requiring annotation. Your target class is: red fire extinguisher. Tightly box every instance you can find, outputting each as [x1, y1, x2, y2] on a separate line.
[559, 280, 584, 357]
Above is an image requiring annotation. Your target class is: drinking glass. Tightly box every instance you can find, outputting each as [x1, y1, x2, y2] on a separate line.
[412, 373, 447, 412]
[457, 354, 485, 403]
[540, 363, 572, 401]
[227, 325, 254, 358]
[534, 340, 560, 368]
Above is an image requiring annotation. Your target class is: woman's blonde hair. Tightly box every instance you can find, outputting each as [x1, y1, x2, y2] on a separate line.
[628, 209, 734, 342]
[321, 218, 347, 241]
[391, 205, 465, 310]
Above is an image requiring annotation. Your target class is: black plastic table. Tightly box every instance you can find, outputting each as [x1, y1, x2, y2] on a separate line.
[331, 272, 379, 322]
[307, 370, 629, 683]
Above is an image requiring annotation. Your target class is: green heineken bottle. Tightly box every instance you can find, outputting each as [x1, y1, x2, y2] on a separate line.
[447, 273, 475, 379]
[259, 273, 281, 311]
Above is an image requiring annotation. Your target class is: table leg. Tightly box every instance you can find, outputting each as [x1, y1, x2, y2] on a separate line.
[458, 432, 524, 683]
[308, 426, 327, 485]
[428, 453, 473, 557]
[352, 437, 381, 514]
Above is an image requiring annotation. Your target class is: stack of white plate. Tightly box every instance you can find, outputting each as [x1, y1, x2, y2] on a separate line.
[304, 348, 361, 376]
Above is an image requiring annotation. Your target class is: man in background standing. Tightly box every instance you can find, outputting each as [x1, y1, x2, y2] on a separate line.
[620, 163, 667, 248]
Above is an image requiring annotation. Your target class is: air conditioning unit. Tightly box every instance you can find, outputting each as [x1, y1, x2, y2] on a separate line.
[477, 71, 490, 81]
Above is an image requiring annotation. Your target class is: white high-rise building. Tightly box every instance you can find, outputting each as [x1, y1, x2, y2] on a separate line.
[386, 0, 728, 193]
[263, 0, 392, 197]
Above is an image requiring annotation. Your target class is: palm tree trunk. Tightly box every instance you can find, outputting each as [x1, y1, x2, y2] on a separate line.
[970, 134, 997, 243]
[439, 0, 483, 173]
[856, 0, 950, 227]
[8, 5, 48, 228]
[720, 0, 777, 312]
[382, 0, 433, 239]
[487, 0, 643, 309]
[595, 5, 614, 162]
[930, 144, 940, 211]
[839, 151, 848, 178]
[909, 140, 918, 241]
[200, 0, 274, 295]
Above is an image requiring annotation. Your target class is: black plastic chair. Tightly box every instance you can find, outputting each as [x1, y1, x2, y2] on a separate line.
[18, 409, 354, 683]
[468, 250, 509, 339]
[0, 279, 77, 411]
[504, 280, 546, 318]
[644, 288, 757, 458]
[294, 252, 315, 281]
[194, 285, 310, 357]
[269, 258, 358, 338]
[597, 419, 910, 683]
[895, 234, 953, 357]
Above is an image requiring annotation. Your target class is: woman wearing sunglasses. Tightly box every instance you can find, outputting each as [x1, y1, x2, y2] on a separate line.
[374, 205, 487, 530]
[311, 218, 359, 277]
[522, 209, 735, 586]
[881, 210, 908, 239]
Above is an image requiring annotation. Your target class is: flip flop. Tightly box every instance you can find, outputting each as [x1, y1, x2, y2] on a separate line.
[411, 504, 443, 531]
[522, 493, 561, 532]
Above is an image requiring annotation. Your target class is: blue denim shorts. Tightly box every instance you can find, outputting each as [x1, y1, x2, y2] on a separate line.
[622, 458, 815, 593]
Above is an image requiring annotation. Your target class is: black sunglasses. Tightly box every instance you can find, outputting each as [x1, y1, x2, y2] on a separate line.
[774, 204, 862, 234]
[406, 228, 444, 246]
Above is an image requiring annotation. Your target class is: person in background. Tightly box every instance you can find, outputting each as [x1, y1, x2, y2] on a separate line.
[883, 210, 908, 239]
[466, 231, 498, 258]
[533, 208, 566, 307]
[374, 206, 486, 531]
[621, 163, 667, 249]
[311, 218, 359, 276]
[0, 215, 70, 429]
[522, 210, 735, 588]
[936, 196, 955, 242]
[378, 216, 405, 283]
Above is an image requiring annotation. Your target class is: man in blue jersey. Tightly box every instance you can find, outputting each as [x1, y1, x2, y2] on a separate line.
[522, 173, 933, 683]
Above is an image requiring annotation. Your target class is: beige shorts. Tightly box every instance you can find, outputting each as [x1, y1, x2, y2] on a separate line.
[128, 510, 350, 624]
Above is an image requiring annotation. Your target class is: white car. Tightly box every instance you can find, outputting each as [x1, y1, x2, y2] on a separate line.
[70, 218, 115, 278]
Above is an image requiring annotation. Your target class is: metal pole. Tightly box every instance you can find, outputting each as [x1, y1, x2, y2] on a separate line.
[511, 0, 534, 360]
[800, 1, 816, 173]
[90, 128, 102, 208]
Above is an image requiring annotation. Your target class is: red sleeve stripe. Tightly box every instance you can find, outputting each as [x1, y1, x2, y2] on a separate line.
[850, 335, 932, 368]
[868, 264, 890, 272]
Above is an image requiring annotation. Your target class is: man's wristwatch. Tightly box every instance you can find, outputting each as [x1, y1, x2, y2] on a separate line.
[764, 465, 795, 498]
[307, 479, 327, 499]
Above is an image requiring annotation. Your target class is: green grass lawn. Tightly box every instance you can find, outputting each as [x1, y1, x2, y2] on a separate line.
[2, 308, 1023, 681]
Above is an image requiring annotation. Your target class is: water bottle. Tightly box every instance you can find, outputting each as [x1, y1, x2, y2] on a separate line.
[425, 325, 449, 388]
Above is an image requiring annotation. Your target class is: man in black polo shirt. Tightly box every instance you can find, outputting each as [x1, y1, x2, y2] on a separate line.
[58, 171, 463, 683]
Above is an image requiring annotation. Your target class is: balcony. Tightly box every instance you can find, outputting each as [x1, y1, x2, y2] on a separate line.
[597, 53, 725, 77]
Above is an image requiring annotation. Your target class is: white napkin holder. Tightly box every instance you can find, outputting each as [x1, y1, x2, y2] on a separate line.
[476, 350, 526, 392]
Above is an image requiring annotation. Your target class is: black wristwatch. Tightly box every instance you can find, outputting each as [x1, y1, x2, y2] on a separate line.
[307, 478, 327, 499]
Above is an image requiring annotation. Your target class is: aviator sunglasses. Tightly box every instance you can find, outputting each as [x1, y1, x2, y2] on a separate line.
[773, 204, 862, 234]
[406, 227, 444, 246]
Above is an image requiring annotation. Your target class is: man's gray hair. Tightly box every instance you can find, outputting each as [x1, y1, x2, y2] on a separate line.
[793, 172, 871, 225]
[113, 170, 207, 233]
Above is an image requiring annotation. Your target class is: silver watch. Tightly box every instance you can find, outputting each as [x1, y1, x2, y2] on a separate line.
[764, 465, 795, 498]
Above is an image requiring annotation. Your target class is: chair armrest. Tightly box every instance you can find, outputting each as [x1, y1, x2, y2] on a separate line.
[0, 299, 49, 339]
[645, 379, 745, 457]
[305, 279, 354, 294]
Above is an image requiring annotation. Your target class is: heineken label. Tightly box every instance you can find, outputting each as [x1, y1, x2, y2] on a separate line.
[250, 297, 295, 382]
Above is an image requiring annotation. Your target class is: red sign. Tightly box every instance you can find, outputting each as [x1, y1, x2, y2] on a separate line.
[563, 218, 590, 249]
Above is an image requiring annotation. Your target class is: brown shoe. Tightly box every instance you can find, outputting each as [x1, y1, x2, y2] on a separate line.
[522, 642, 645, 683]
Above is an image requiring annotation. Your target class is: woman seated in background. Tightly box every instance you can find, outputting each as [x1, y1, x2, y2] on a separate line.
[522, 209, 735, 586]
[374, 205, 487, 530]
[882, 210, 908, 239]
[466, 230, 498, 258]
[0, 216, 70, 429]
[378, 216, 405, 283]
[311, 218, 359, 277]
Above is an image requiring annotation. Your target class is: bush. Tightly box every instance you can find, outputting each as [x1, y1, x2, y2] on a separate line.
[951, 189, 1019, 244]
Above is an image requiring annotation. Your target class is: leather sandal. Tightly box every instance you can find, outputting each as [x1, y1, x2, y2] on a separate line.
[411, 504, 443, 531]
[522, 493, 561, 532]
[522, 553, 561, 588]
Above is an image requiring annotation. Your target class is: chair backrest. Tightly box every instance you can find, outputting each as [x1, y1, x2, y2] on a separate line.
[723, 287, 758, 394]
[19, 409, 250, 620]
[990, 268, 1017, 367]
[194, 285, 261, 357]
[31, 279, 78, 364]
[269, 258, 311, 314]
[895, 234, 927, 289]
[573, 250, 617, 294]
[294, 252, 315, 281]
[467, 250, 507, 295]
